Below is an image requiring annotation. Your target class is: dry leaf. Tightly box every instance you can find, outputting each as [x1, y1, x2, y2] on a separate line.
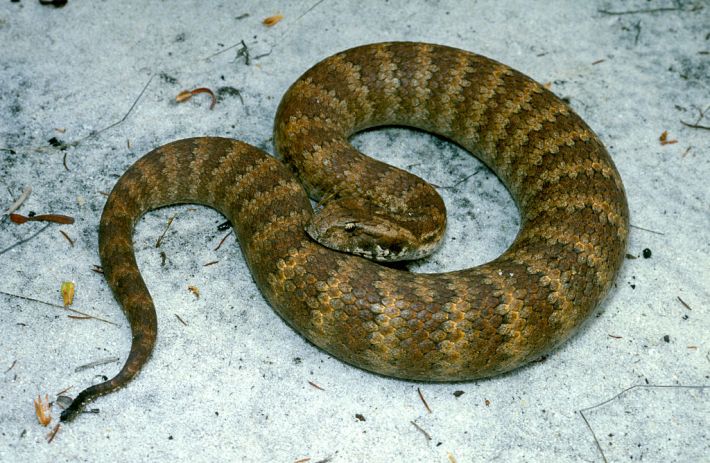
[175, 88, 217, 110]
[9, 213, 74, 225]
[188, 285, 200, 298]
[61, 281, 75, 307]
[175, 90, 193, 103]
[659, 130, 678, 145]
[263, 14, 283, 26]
[34, 394, 52, 426]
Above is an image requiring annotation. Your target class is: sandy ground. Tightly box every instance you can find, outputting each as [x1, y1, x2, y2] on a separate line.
[0, 1, 708, 462]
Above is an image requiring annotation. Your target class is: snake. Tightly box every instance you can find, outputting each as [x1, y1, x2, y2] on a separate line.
[60, 42, 629, 422]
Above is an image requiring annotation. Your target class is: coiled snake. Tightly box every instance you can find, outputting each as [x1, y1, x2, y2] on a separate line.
[61, 42, 628, 422]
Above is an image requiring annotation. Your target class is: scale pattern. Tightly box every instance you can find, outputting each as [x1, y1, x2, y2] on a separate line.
[61, 43, 628, 421]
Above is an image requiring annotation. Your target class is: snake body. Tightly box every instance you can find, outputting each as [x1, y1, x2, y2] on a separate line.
[61, 42, 628, 421]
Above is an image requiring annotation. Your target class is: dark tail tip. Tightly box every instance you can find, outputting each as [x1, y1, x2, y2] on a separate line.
[59, 388, 94, 422]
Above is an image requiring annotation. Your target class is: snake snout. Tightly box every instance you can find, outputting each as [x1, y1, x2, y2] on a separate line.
[305, 197, 418, 261]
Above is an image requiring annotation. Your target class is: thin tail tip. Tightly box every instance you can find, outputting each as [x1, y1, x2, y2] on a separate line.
[59, 396, 86, 422]
[59, 387, 96, 422]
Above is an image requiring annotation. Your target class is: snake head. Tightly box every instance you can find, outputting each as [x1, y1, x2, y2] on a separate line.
[305, 197, 419, 262]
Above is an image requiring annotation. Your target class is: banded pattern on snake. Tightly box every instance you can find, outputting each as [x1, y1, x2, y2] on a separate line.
[61, 42, 628, 422]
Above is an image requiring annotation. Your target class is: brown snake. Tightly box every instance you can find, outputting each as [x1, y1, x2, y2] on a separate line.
[61, 42, 628, 421]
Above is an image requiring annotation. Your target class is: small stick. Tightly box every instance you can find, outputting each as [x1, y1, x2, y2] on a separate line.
[629, 224, 664, 235]
[0, 223, 51, 256]
[598, 7, 682, 15]
[4, 360, 17, 373]
[0, 289, 118, 326]
[680, 120, 710, 130]
[91, 264, 104, 274]
[74, 75, 155, 147]
[175, 314, 188, 326]
[294, 0, 326, 21]
[1, 186, 32, 218]
[308, 380, 325, 391]
[155, 215, 177, 248]
[410, 420, 432, 441]
[203, 260, 219, 267]
[677, 296, 692, 310]
[74, 356, 120, 373]
[203, 39, 252, 61]
[46, 423, 61, 443]
[417, 387, 432, 413]
[579, 384, 709, 463]
[438, 170, 480, 190]
[56, 385, 73, 396]
[59, 230, 75, 247]
[213, 230, 233, 251]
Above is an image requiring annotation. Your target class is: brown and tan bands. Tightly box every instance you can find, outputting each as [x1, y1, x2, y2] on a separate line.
[61, 42, 628, 422]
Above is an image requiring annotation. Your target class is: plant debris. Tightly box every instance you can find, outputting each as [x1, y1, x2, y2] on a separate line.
[9, 213, 74, 225]
[263, 14, 283, 26]
[188, 285, 200, 298]
[34, 394, 52, 426]
[61, 281, 75, 307]
[39, 0, 67, 7]
[308, 380, 325, 391]
[410, 420, 432, 441]
[659, 130, 678, 145]
[417, 387, 431, 413]
[176, 87, 217, 110]
[1, 186, 32, 218]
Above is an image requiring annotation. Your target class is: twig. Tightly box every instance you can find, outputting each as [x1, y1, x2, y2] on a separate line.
[56, 385, 73, 396]
[214, 230, 233, 251]
[0, 224, 51, 256]
[155, 214, 177, 248]
[59, 230, 75, 247]
[677, 296, 692, 310]
[204, 39, 250, 61]
[410, 420, 432, 441]
[0, 289, 118, 326]
[295, 0, 327, 22]
[680, 120, 710, 130]
[175, 314, 188, 326]
[629, 224, 665, 235]
[4, 360, 17, 373]
[74, 356, 120, 373]
[437, 170, 480, 190]
[60, 74, 155, 150]
[598, 7, 682, 15]
[578, 383, 709, 463]
[308, 380, 325, 391]
[236, 40, 250, 65]
[681, 103, 710, 130]
[1, 186, 32, 219]
[417, 387, 432, 413]
[46, 423, 61, 443]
